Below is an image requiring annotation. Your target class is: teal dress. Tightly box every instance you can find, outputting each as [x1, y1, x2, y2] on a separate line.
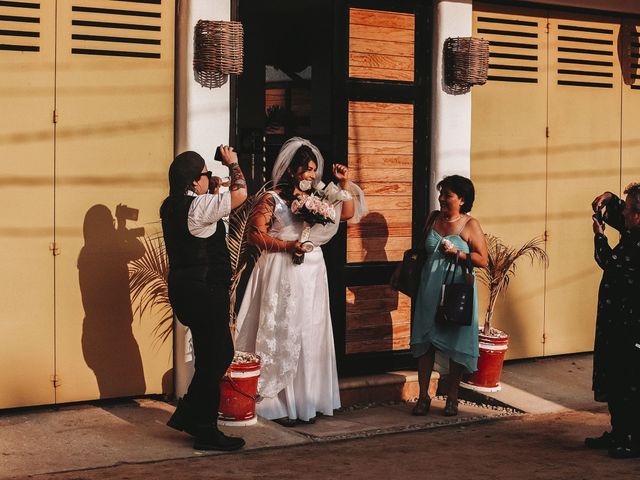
[410, 229, 479, 373]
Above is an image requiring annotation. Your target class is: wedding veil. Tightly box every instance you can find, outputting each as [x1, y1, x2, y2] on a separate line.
[271, 136, 368, 225]
[271, 137, 325, 187]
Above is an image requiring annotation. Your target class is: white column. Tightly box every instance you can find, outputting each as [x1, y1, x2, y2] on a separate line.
[174, 0, 231, 398]
[429, 0, 473, 210]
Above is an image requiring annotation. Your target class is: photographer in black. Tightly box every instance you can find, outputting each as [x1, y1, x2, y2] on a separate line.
[160, 146, 247, 451]
[586, 183, 640, 458]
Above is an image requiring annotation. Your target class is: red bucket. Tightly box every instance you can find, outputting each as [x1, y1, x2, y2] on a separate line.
[461, 332, 509, 393]
[218, 353, 261, 427]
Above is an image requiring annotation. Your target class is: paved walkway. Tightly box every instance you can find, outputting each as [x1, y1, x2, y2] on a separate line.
[0, 353, 598, 479]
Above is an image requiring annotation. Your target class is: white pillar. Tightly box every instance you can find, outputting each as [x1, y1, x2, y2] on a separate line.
[429, 0, 473, 210]
[174, 0, 231, 398]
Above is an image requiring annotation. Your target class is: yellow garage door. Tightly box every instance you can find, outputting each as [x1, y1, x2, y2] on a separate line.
[471, 4, 548, 359]
[472, 3, 635, 359]
[0, 0, 174, 409]
[54, 0, 175, 403]
[0, 0, 56, 408]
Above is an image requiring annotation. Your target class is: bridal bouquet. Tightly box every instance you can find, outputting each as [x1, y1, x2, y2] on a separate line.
[290, 180, 352, 264]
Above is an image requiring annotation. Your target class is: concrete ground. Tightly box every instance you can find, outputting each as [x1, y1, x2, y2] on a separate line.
[1, 353, 615, 480]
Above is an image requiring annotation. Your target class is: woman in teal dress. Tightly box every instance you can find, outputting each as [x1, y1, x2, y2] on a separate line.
[411, 175, 488, 417]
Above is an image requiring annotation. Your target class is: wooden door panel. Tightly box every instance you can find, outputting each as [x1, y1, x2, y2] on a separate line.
[349, 8, 415, 82]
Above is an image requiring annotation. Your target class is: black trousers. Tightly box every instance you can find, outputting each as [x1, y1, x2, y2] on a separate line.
[169, 274, 234, 425]
[609, 394, 640, 440]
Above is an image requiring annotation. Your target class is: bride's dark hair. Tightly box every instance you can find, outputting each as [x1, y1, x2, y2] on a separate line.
[277, 145, 317, 202]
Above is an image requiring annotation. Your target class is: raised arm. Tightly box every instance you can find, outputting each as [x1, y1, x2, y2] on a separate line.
[333, 164, 355, 221]
[218, 145, 248, 210]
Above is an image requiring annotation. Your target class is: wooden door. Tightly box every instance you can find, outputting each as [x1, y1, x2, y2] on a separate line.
[0, 0, 56, 408]
[53, 0, 175, 402]
[334, 1, 430, 374]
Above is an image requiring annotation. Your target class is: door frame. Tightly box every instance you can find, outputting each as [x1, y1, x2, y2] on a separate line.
[329, 0, 432, 376]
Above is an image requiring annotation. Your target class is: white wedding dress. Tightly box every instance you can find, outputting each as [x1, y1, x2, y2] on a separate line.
[234, 191, 345, 421]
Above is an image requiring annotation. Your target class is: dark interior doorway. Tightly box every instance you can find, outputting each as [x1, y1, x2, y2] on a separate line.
[235, 0, 333, 191]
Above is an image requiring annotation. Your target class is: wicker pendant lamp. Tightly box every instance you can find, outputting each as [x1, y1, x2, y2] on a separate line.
[193, 20, 244, 89]
[443, 37, 489, 94]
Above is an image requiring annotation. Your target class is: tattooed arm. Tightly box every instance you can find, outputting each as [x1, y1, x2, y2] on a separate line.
[217, 145, 248, 209]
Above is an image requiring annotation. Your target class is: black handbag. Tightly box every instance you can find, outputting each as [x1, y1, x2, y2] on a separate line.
[390, 211, 438, 297]
[435, 256, 474, 326]
[391, 248, 426, 297]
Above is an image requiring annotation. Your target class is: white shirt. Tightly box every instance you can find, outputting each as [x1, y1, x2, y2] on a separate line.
[186, 190, 231, 238]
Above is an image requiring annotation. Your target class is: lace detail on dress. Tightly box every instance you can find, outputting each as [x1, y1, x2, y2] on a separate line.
[255, 276, 301, 399]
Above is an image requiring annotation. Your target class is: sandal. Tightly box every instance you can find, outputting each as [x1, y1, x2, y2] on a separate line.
[411, 397, 431, 416]
[443, 398, 458, 417]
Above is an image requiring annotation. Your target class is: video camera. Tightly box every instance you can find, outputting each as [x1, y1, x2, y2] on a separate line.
[115, 204, 145, 237]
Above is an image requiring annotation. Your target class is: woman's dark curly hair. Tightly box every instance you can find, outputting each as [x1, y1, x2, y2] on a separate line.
[277, 145, 317, 202]
[437, 175, 475, 214]
[624, 182, 640, 212]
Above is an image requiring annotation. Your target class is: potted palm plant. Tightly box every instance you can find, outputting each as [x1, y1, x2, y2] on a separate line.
[461, 234, 548, 392]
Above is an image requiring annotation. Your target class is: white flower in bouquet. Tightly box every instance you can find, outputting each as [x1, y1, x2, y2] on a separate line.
[299, 179, 312, 192]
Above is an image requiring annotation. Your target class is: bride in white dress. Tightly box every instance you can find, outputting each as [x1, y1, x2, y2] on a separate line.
[234, 137, 367, 425]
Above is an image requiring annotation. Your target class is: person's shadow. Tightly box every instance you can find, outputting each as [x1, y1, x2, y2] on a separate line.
[348, 212, 398, 353]
[78, 204, 146, 398]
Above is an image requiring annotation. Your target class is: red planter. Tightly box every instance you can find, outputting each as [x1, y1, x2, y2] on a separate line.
[218, 354, 261, 426]
[461, 332, 509, 392]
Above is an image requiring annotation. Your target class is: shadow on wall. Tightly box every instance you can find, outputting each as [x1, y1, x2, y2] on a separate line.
[347, 212, 398, 354]
[78, 204, 147, 398]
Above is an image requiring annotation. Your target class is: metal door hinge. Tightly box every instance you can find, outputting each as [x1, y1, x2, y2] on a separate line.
[49, 242, 60, 256]
[51, 375, 61, 388]
[53, 109, 58, 124]
[546, 22, 550, 33]
[543, 230, 549, 242]
[545, 126, 549, 138]
[541, 333, 547, 344]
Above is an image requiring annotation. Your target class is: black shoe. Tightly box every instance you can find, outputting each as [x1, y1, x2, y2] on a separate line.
[608, 435, 640, 459]
[298, 416, 317, 425]
[585, 431, 614, 449]
[167, 398, 197, 436]
[193, 425, 245, 451]
[273, 417, 298, 427]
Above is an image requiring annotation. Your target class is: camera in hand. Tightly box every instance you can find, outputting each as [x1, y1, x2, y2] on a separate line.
[593, 209, 605, 226]
[214, 146, 223, 162]
[115, 204, 139, 222]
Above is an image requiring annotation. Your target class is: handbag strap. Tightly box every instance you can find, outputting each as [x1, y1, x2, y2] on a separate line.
[443, 253, 474, 285]
[418, 210, 439, 248]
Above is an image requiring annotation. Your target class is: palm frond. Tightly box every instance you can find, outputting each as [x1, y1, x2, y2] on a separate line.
[480, 233, 548, 334]
[128, 232, 173, 347]
[226, 183, 271, 324]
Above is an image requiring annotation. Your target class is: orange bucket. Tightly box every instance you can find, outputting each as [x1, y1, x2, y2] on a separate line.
[218, 352, 260, 426]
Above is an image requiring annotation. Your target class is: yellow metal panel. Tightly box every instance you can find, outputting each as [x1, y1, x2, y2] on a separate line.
[0, 1, 56, 408]
[621, 20, 640, 192]
[471, 4, 548, 359]
[53, 0, 174, 402]
[545, 13, 621, 355]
